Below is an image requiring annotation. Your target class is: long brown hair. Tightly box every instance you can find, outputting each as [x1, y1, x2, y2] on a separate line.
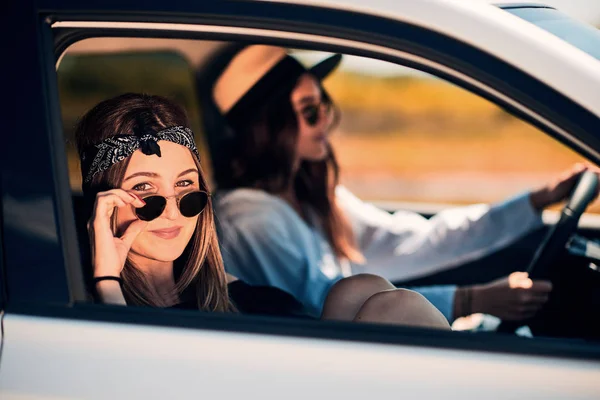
[216, 78, 363, 262]
[76, 93, 233, 311]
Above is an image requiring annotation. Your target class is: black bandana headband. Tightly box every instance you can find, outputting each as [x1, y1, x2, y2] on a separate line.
[81, 126, 199, 184]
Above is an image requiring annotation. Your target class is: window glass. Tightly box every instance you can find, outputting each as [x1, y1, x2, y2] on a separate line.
[297, 52, 595, 212]
[59, 41, 594, 215]
[57, 39, 213, 192]
[55, 38, 598, 343]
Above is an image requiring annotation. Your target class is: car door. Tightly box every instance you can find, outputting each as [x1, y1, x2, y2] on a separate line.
[1, 1, 600, 399]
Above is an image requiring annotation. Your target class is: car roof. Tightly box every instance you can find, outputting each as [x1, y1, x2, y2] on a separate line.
[260, 0, 600, 115]
[55, 0, 600, 116]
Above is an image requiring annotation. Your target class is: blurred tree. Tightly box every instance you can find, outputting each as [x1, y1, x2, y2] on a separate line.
[58, 51, 208, 191]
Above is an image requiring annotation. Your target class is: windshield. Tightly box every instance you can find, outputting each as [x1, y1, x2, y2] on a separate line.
[502, 6, 600, 60]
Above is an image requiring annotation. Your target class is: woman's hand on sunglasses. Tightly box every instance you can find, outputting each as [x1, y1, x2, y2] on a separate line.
[87, 189, 148, 279]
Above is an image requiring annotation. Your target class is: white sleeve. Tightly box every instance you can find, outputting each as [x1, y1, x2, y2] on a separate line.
[337, 186, 544, 283]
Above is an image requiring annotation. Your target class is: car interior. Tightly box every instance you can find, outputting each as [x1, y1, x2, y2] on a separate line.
[59, 36, 600, 342]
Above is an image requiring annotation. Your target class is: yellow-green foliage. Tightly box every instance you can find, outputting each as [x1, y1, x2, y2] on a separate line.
[325, 72, 494, 115]
[321, 71, 594, 209]
[323, 71, 585, 173]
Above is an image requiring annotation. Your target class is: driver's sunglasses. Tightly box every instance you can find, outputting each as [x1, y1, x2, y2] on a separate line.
[134, 191, 210, 222]
[300, 100, 333, 127]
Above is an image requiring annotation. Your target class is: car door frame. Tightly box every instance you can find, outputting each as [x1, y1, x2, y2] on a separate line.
[4, 0, 600, 365]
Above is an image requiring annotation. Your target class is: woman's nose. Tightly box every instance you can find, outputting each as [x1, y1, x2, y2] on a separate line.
[320, 103, 333, 128]
[162, 196, 180, 220]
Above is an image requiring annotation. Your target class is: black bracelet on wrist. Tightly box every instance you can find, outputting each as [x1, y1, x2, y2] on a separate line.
[93, 276, 123, 285]
[464, 286, 472, 316]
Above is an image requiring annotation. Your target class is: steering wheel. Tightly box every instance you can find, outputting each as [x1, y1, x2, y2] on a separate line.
[497, 170, 599, 334]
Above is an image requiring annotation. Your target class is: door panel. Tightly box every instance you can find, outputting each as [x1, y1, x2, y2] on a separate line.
[1, 313, 599, 399]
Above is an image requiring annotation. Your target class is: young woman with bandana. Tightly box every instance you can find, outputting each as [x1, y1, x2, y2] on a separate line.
[78, 92, 449, 329]
[212, 45, 596, 322]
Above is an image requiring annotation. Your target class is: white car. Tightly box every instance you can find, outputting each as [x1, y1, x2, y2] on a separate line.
[2, 0, 600, 398]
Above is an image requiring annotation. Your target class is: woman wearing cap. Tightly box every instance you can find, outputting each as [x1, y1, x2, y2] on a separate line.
[212, 45, 594, 323]
[79, 92, 449, 328]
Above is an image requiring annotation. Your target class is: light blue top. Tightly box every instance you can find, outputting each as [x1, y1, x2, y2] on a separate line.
[215, 187, 544, 319]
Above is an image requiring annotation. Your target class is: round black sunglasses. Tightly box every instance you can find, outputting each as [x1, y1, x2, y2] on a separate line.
[300, 101, 332, 127]
[134, 191, 210, 222]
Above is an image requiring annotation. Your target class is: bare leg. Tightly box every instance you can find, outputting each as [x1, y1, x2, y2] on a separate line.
[354, 289, 451, 330]
[321, 274, 395, 321]
[321, 274, 450, 330]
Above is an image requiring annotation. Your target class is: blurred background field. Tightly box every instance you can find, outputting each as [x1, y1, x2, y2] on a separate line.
[58, 43, 593, 212]
[321, 71, 589, 207]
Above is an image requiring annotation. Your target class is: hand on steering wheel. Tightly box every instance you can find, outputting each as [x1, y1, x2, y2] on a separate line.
[497, 168, 600, 333]
[529, 163, 594, 211]
[471, 272, 552, 321]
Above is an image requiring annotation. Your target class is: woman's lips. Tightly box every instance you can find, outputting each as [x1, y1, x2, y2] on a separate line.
[150, 227, 182, 240]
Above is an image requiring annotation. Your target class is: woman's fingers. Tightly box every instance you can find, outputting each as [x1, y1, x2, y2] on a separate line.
[474, 272, 554, 320]
[529, 279, 553, 293]
[86, 189, 148, 280]
[90, 189, 145, 228]
[119, 219, 149, 249]
[97, 189, 146, 209]
[514, 283, 551, 306]
[526, 294, 550, 305]
[502, 301, 546, 320]
[507, 283, 552, 319]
